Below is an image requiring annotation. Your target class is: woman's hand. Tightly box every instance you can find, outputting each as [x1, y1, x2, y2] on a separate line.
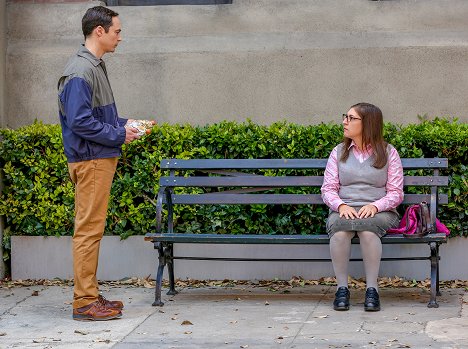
[358, 204, 378, 218]
[338, 204, 359, 219]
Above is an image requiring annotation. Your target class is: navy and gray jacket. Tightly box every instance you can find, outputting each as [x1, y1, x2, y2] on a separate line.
[58, 45, 127, 163]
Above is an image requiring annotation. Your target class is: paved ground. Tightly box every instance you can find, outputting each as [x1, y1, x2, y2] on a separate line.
[0, 283, 467, 349]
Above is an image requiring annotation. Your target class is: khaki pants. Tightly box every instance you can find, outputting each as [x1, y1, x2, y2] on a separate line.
[68, 158, 118, 309]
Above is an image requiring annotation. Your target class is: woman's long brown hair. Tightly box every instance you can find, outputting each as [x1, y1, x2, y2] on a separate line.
[340, 102, 388, 169]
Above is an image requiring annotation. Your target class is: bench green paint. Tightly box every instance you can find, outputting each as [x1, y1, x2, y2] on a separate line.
[145, 158, 448, 307]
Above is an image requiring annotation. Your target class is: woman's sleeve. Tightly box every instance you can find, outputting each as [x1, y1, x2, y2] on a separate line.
[372, 146, 404, 212]
[321, 146, 345, 212]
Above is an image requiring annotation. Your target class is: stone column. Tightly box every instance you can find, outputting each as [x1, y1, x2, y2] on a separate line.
[0, 0, 6, 128]
[0, 170, 5, 279]
[0, 0, 6, 278]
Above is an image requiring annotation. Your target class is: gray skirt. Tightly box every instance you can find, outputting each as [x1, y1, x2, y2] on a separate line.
[326, 207, 400, 238]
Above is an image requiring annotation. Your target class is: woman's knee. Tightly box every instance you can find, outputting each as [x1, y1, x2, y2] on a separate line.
[357, 230, 381, 244]
[330, 231, 354, 244]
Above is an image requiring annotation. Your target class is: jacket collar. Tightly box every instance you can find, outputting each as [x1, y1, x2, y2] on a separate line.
[77, 44, 102, 67]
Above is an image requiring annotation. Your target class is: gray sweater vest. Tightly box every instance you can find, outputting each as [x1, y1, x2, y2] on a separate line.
[337, 144, 389, 207]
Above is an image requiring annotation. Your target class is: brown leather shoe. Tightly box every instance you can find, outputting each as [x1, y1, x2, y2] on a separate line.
[98, 294, 124, 310]
[73, 301, 122, 321]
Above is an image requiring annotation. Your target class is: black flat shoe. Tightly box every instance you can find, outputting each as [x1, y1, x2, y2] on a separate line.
[333, 286, 350, 311]
[364, 287, 380, 311]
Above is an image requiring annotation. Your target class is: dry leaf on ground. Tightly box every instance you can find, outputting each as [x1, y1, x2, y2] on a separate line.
[74, 330, 89, 335]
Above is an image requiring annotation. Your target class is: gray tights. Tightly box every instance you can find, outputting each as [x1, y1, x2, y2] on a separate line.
[329, 230, 382, 290]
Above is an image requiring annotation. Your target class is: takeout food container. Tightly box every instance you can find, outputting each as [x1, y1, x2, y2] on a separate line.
[125, 120, 154, 136]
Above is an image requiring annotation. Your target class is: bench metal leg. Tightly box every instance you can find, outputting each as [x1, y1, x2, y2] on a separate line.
[428, 242, 439, 308]
[436, 243, 441, 296]
[167, 245, 178, 296]
[153, 242, 166, 307]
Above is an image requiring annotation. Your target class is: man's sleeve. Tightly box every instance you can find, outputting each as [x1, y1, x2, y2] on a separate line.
[117, 117, 128, 127]
[59, 77, 126, 147]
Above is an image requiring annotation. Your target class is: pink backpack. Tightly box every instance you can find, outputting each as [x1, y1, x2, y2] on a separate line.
[387, 201, 450, 237]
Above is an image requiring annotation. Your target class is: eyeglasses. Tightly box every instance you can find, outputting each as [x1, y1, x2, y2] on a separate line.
[342, 114, 362, 123]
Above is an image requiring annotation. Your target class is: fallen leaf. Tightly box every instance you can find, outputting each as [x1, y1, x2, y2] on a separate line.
[74, 330, 89, 335]
[31, 290, 39, 296]
[171, 316, 178, 320]
[181, 320, 193, 325]
[184, 331, 192, 334]
[265, 301, 269, 305]
[0, 332, 6, 336]
[93, 339, 111, 343]
[143, 279, 154, 288]
[240, 345, 249, 348]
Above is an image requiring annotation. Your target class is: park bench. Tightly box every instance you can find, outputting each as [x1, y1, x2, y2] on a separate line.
[145, 158, 449, 307]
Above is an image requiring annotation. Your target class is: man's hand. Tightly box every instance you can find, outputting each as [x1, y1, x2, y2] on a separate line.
[125, 127, 140, 144]
[358, 204, 378, 219]
[338, 204, 359, 219]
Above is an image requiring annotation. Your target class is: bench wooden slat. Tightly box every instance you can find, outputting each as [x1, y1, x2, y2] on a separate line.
[404, 176, 448, 186]
[167, 193, 448, 205]
[171, 193, 323, 204]
[145, 232, 447, 244]
[161, 159, 328, 169]
[160, 176, 324, 187]
[400, 158, 448, 169]
[160, 175, 447, 187]
[160, 158, 448, 170]
[403, 194, 448, 204]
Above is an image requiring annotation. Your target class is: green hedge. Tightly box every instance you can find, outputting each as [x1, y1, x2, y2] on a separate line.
[0, 119, 466, 257]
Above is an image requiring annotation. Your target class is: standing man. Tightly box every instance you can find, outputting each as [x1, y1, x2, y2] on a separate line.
[58, 6, 141, 321]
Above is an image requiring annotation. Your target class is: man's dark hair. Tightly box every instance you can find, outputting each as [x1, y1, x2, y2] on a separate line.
[82, 6, 119, 39]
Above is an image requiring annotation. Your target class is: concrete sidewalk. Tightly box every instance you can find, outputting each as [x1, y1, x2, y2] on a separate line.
[0, 283, 467, 349]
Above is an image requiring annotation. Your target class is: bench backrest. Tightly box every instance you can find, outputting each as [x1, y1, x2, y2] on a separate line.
[158, 158, 448, 232]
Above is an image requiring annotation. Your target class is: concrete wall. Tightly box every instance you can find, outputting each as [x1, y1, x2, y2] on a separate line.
[4, 0, 468, 128]
[10, 236, 468, 282]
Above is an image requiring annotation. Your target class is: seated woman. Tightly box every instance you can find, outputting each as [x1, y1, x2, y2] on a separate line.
[321, 102, 404, 311]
